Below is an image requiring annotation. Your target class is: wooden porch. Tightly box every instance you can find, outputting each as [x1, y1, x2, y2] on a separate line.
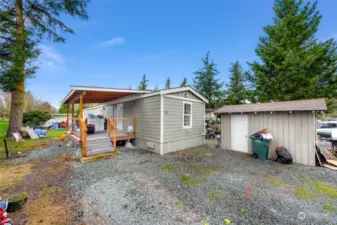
[66, 117, 136, 157]
[61, 86, 145, 159]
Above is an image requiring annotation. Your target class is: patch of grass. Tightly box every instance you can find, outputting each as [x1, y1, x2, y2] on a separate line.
[241, 208, 247, 214]
[0, 163, 32, 192]
[203, 168, 216, 173]
[40, 186, 62, 196]
[323, 204, 337, 213]
[312, 182, 337, 198]
[47, 130, 66, 138]
[25, 196, 68, 225]
[175, 201, 181, 206]
[266, 178, 288, 186]
[191, 151, 203, 156]
[162, 163, 180, 174]
[294, 186, 319, 201]
[9, 192, 29, 201]
[266, 192, 271, 197]
[180, 175, 196, 185]
[0, 121, 8, 137]
[206, 189, 225, 200]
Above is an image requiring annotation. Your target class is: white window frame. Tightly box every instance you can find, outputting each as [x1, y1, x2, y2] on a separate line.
[183, 101, 192, 129]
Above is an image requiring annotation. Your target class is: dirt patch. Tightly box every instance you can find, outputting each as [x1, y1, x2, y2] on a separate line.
[0, 163, 32, 192]
[0, 146, 81, 225]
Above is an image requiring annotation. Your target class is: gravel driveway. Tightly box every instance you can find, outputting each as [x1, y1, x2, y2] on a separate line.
[68, 145, 337, 225]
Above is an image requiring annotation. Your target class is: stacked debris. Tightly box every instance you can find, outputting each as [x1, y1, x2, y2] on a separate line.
[315, 145, 337, 170]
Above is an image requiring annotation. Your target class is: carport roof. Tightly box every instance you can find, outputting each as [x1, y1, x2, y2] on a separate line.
[215, 98, 327, 113]
[61, 85, 151, 104]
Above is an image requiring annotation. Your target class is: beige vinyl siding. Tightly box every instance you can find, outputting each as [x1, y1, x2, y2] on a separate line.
[163, 95, 205, 153]
[221, 111, 316, 166]
[170, 91, 200, 101]
[131, 96, 161, 142]
[122, 102, 134, 132]
[110, 96, 161, 142]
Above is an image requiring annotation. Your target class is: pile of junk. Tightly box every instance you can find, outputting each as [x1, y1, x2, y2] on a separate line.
[250, 129, 293, 164]
[316, 129, 337, 170]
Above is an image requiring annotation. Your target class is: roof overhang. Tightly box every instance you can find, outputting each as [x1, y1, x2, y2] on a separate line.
[215, 98, 327, 114]
[61, 85, 151, 104]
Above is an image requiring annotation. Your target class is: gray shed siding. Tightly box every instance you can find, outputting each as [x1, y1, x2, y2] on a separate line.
[221, 111, 316, 166]
[163, 95, 205, 154]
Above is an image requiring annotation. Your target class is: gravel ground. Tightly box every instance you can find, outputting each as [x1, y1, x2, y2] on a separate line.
[68, 144, 337, 225]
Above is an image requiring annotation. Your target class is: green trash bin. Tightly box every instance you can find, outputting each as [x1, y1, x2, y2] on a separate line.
[251, 138, 270, 160]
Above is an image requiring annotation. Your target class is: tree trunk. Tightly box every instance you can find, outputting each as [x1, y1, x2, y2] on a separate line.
[7, 0, 25, 136]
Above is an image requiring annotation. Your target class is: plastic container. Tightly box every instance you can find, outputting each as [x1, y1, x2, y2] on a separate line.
[251, 138, 270, 160]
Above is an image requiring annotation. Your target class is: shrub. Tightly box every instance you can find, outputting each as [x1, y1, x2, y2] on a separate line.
[23, 111, 51, 127]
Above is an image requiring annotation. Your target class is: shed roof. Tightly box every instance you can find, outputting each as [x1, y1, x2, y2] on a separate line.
[215, 98, 327, 114]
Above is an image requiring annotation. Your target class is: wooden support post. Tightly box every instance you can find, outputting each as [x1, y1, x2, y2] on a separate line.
[82, 124, 87, 157]
[114, 127, 117, 153]
[80, 95, 83, 120]
[66, 105, 69, 130]
[71, 104, 75, 132]
[79, 95, 83, 147]
[133, 118, 136, 134]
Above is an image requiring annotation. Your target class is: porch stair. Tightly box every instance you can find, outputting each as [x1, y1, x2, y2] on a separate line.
[86, 137, 114, 156]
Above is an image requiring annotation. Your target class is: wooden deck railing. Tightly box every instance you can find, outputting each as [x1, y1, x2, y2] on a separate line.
[107, 117, 137, 153]
[72, 118, 88, 157]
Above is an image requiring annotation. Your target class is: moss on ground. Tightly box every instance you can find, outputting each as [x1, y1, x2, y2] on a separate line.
[323, 204, 336, 213]
[206, 189, 225, 200]
[203, 168, 216, 173]
[9, 192, 29, 201]
[180, 175, 196, 185]
[266, 178, 288, 186]
[162, 163, 180, 174]
[266, 173, 337, 201]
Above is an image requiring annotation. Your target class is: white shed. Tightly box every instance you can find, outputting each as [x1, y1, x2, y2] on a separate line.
[215, 99, 327, 166]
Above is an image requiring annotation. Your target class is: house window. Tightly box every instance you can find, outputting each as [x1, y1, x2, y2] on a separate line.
[183, 102, 192, 129]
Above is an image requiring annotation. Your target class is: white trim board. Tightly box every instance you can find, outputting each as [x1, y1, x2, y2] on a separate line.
[183, 101, 193, 129]
[164, 95, 204, 103]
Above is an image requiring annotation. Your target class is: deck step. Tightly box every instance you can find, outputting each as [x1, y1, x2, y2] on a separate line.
[87, 138, 111, 145]
[87, 147, 114, 156]
[87, 141, 112, 148]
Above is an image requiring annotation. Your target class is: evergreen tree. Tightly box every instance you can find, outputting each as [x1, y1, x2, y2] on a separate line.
[248, 0, 337, 102]
[138, 74, 149, 90]
[193, 51, 223, 108]
[225, 61, 247, 105]
[165, 77, 171, 89]
[180, 77, 188, 87]
[0, 0, 88, 135]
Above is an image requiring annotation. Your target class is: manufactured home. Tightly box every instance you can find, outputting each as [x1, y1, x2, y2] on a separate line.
[61, 86, 207, 158]
[215, 99, 327, 166]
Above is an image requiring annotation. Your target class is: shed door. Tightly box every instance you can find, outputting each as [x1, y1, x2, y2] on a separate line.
[231, 114, 249, 153]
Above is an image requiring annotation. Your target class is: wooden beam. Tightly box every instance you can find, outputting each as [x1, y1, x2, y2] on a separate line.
[79, 95, 83, 120]
[71, 104, 75, 132]
[66, 105, 69, 130]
